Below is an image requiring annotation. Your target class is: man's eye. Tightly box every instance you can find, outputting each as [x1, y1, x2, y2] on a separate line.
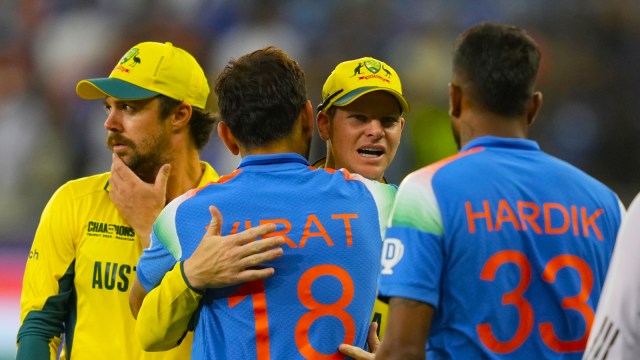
[382, 118, 399, 127]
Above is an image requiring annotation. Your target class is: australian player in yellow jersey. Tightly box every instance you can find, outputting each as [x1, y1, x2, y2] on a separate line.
[17, 41, 225, 359]
[315, 57, 409, 342]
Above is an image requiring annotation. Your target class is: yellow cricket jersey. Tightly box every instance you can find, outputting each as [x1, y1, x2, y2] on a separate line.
[17, 162, 218, 360]
[311, 157, 390, 340]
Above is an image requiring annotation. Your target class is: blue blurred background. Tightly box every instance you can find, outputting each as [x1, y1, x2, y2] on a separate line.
[2, 0, 640, 358]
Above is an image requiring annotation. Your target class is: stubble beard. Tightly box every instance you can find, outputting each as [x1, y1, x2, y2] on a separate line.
[107, 132, 171, 183]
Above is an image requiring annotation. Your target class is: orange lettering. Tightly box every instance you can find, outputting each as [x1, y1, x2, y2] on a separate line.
[495, 200, 521, 231]
[517, 202, 542, 234]
[543, 203, 569, 235]
[331, 214, 358, 246]
[299, 214, 333, 248]
[261, 219, 296, 248]
[466, 200, 493, 233]
[230, 222, 241, 235]
[571, 206, 579, 236]
[581, 208, 604, 240]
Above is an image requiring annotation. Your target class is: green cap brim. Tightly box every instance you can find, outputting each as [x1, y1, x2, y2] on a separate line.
[333, 86, 410, 113]
[76, 78, 159, 100]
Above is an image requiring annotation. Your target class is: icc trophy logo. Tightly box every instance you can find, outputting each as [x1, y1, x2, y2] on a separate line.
[381, 238, 404, 275]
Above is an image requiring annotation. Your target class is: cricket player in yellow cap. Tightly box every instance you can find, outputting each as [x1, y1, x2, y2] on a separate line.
[315, 56, 409, 183]
[314, 57, 410, 344]
[17, 41, 222, 359]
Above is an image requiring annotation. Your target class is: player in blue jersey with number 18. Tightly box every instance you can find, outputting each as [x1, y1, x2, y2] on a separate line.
[342, 22, 625, 360]
[131, 47, 397, 359]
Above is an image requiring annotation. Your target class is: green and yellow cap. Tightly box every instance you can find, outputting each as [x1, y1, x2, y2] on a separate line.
[317, 57, 409, 114]
[76, 41, 209, 109]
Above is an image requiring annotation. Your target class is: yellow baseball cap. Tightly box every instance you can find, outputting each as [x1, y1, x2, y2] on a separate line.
[317, 57, 409, 114]
[76, 42, 209, 109]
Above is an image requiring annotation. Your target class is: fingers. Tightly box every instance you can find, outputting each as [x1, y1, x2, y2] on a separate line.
[206, 206, 224, 237]
[338, 323, 378, 359]
[244, 235, 285, 253]
[338, 344, 375, 360]
[230, 222, 279, 246]
[367, 322, 380, 353]
[240, 246, 284, 269]
[154, 163, 171, 192]
[235, 267, 277, 283]
[110, 153, 140, 189]
[110, 153, 131, 180]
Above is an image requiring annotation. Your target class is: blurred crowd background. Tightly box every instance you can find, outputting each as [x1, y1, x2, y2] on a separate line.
[1, 0, 640, 357]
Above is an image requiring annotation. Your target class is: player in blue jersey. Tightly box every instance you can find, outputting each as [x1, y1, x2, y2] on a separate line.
[341, 22, 625, 360]
[131, 47, 398, 359]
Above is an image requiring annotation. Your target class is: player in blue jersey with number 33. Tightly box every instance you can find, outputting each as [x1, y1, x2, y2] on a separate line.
[341, 22, 625, 360]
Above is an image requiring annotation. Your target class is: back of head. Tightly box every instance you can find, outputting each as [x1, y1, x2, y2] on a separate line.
[453, 22, 540, 117]
[214, 47, 307, 149]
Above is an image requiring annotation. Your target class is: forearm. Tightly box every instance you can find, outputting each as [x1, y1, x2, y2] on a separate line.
[16, 331, 61, 360]
[18, 245, 74, 360]
[136, 262, 202, 351]
[375, 297, 432, 360]
[129, 275, 148, 318]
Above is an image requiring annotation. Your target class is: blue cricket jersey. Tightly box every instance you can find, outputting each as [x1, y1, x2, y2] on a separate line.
[378, 136, 623, 359]
[137, 153, 396, 359]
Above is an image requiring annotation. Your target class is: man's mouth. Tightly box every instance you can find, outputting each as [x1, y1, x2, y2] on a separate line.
[107, 135, 133, 152]
[111, 144, 128, 152]
[357, 147, 385, 158]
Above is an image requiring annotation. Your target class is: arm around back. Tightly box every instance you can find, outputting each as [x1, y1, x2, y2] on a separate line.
[136, 262, 202, 351]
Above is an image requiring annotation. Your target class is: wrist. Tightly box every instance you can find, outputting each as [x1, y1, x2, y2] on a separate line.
[181, 260, 204, 294]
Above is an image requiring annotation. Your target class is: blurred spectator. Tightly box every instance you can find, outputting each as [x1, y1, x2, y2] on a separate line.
[1, 0, 639, 242]
[3, 2, 640, 358]
[0, 44, 70, 243]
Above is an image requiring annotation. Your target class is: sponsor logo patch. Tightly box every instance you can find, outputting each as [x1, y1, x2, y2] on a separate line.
[87, 221, 136, 241]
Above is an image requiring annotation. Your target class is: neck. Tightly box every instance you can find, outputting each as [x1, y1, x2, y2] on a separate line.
[324, 146, 335, 168]
[239, 137, 309, 160]
[165, 146, 203, 204]
[458, 111, 529, 148]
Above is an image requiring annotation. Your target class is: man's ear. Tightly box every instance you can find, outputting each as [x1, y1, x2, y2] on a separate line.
[316, 110, 331, 142]
[527, 91, 543, 126]
[217, 121, 240, 155]
[448, 83, 462, 118]
[301, 100, 314, 138]
[171, 102, 193, 128]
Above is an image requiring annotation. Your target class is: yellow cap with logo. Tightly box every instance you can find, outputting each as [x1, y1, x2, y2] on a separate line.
[76, 41, 209, 109]
[317, 57, 409, 114]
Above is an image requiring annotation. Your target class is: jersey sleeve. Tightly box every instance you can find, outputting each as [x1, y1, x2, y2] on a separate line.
[136, 194, 187, 292]
[584, 193, 640, 359]
[348, 172, 398, 238]
[17, 185, 79, 359]
[377, 169, 445, 307]
[136, 261, 203, 351]
[348, 173, 398, 339]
